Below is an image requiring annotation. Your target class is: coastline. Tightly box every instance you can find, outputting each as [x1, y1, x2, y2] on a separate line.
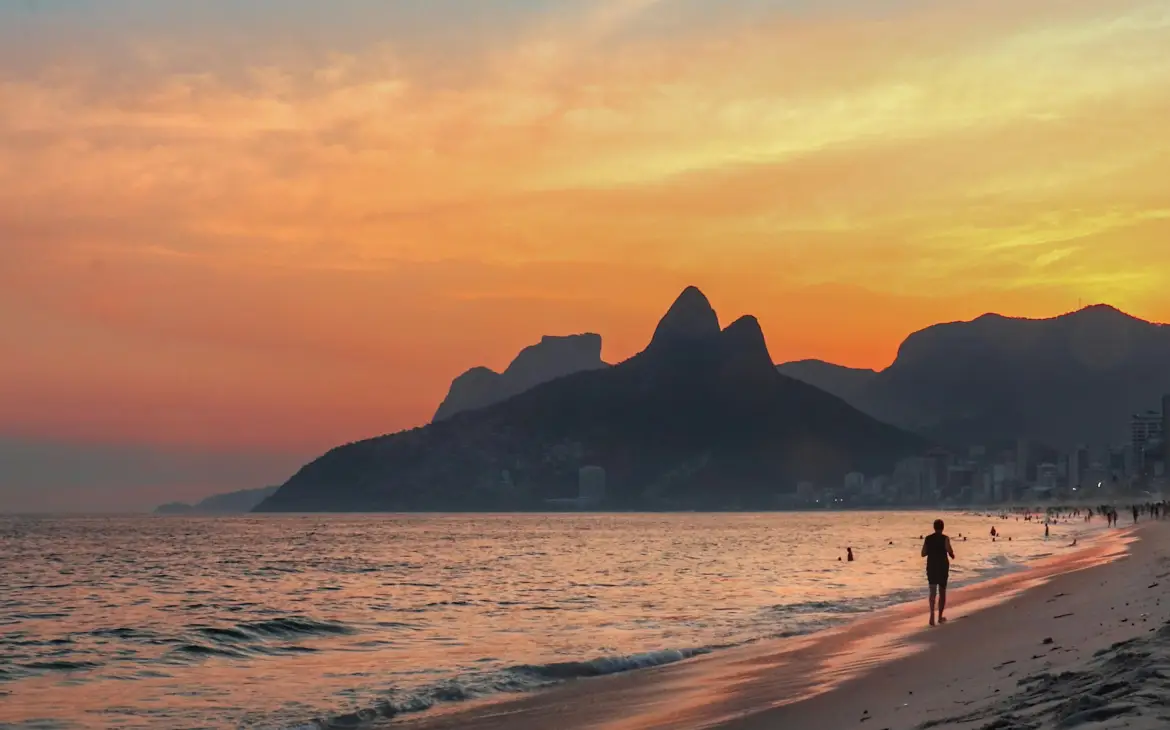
[726, 520, 1164, 730]
[384, 522, 1145, 730]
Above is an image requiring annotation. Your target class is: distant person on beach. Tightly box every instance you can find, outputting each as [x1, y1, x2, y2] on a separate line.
[846, 547, 854, 562]
[921, 519, 955, 626]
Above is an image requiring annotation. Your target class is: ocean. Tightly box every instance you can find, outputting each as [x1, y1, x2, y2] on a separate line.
[0, 511, 1104, 729]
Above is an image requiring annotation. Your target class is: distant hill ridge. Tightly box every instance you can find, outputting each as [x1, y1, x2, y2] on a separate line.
[777, 304, 1170, 449]
[155, 486, 279, 514]
[256, 287, 926, 512]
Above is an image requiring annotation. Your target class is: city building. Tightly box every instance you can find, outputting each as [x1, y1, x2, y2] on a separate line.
[865, 476, 890, 499]
[1132, 409, 1164, 471]
[1067, 445, 1088, 489]
[1110, 447, 1128, 475]
[1161, 394, 1170, 475]
[1164, 394, 1170, 455]
[893, 457, 938, 503]
[977, 471, 995, 503]
[1017, 438, 1032, 484]
[844, 472, 866, 492]
[992, 463, 1014, 502]
[1037, 462, 1059, 490]
[925, 448, 953, 490]
[945, 463, 976, 500]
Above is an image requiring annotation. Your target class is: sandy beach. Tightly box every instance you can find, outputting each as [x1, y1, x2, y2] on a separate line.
[383, 520, 1170, 730]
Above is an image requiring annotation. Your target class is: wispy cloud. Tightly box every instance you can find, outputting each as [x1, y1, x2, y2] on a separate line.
[1, 0, 1168, 475]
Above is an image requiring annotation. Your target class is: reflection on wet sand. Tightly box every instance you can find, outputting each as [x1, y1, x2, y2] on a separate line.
[401, 529, 1132, 730]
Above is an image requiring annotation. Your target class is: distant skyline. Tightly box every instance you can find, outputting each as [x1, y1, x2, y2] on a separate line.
[3, 1, 1170, 511]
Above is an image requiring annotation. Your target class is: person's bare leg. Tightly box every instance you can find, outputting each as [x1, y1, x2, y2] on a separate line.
[938, 586, 947, 623]
[929, 584, 937, 626]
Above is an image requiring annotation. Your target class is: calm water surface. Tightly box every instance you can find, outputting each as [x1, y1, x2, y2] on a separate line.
[0, 512, 1102, 729]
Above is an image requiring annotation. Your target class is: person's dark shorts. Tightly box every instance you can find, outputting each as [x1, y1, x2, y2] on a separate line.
[927, 567, 949, 587]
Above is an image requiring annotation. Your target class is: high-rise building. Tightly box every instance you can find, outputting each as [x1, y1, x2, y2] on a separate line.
[1163, 394, 1170, 458]
[893, 457, 938, 503]
[1109, 447, 1128, 479]
[926, 448, 952, 490]
[1132, 410, 1163, 471]
[1016, 438, 1031, 483]
[1037, 463, 1059, 490]
[1068, 445, 1088, 489]
[844, 472, 866, 492]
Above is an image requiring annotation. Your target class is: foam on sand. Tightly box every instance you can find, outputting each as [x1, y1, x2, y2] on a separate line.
[375, 524, 1142, 730]
[722, 522, 1166, 730]
[296, 648, 722, 729]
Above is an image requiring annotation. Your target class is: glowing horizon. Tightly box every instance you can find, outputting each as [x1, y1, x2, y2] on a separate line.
[3, 0, 1170, 509]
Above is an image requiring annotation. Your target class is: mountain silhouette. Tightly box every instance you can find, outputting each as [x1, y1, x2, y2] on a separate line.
[432, 333, 607, 421]
[256, 288, 927, 512]
[646, 285, 722, 349]
[155, 486, 279, 514]
[777, 305, 1170, 449]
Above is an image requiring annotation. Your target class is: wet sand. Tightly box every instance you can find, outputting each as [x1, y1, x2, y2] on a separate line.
[389, 521, 1166, 730]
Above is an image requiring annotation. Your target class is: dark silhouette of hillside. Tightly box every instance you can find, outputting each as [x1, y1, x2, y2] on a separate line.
[256, 287, 927, 512]
[773, 360, 877, 406]
[432, 334, 607, 422]
[155, 486, 279, 514]
[777, 305, 1170, 449]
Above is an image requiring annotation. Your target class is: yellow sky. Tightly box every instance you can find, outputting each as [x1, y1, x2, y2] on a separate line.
[2, 0, 1169, 453]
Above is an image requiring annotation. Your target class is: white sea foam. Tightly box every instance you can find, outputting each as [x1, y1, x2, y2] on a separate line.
[0, 511, 1113, 729]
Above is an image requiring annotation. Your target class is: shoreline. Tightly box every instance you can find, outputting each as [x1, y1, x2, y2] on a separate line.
[2, 511, 1110, 730]
[723, 520, 1166, 730]
[377, 521, 1137, 730]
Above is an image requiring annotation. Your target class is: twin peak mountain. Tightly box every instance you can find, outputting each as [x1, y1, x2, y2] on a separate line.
[256, 288, 1170, 512]
[257, 287, 925, 512]
[432, 286, 773, 421]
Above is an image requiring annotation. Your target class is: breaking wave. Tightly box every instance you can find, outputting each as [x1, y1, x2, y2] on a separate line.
[295, 647, 719, 729]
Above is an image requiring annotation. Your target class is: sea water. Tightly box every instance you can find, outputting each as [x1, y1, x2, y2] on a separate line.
[0, 511, 1105, 728]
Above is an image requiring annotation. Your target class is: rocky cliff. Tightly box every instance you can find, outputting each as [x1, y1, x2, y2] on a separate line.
[432, 333, 607, 421]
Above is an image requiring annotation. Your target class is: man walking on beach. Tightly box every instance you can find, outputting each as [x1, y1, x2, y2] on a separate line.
[921, 519, 955, 626]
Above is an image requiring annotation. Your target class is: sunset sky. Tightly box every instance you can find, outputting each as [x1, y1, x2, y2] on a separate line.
[3, 0, 1169, 511]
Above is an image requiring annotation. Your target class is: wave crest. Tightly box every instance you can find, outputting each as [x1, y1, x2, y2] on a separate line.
[298, 647, 715, 729]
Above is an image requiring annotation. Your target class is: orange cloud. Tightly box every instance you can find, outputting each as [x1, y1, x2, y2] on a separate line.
[2, 0, 1169, 451]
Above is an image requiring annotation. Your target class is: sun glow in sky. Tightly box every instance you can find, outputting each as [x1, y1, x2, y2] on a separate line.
[3, 0, 1170, 510]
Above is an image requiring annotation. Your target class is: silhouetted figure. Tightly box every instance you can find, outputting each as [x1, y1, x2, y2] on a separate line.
[847, 547, 854, 562]
[921, 519, 955, 627]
